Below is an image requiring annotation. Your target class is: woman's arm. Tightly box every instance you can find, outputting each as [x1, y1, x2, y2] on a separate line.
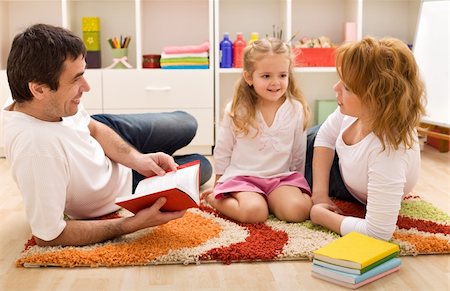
[339, 150, 410, 240]
[311, 109, 345, 206]
[309, 147, 343, 231]
[311, 146, 335, 204]
[310, 203, 345, 234]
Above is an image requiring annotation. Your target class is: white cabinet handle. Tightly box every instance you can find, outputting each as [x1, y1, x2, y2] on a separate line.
[145, 86, 171, 92]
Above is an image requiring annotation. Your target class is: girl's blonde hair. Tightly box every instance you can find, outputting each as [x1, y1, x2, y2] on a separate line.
[229, 38, 310, 136]
[336, 37, 426, 150]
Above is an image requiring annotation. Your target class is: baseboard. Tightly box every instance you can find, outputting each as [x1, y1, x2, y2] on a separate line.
[0, 146, 213, 159]
[174, 146, 213, 156]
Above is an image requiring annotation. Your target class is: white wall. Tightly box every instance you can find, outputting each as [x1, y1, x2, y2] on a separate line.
[414, 0, 450, 127]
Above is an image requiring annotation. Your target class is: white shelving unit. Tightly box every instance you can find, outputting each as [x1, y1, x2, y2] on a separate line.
[214, 0, 420, 126]
[0, 0, 214, 156]
[0, 0, 421, 157]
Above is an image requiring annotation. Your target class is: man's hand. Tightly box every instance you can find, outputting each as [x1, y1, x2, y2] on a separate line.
[123, 197, 186, 232]
[132, 152, 178, 178]
[34, 197, 186, 247]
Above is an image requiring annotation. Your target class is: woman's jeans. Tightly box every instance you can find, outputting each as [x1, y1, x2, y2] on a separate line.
[305, 124, 356, 202]
[91, 111, 212, 192]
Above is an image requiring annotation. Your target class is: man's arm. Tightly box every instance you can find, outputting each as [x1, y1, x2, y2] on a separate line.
[88, 118, 177, 177]
[34, 197, 185, 247]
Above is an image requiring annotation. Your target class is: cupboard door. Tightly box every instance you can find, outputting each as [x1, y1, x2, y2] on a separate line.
[103, 69, 213, 110]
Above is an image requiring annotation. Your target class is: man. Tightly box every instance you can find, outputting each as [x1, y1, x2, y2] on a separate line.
[2, 24, 212, 247]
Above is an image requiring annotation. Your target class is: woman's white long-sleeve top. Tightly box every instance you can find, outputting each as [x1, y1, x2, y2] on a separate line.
[315, 109, 420, 240]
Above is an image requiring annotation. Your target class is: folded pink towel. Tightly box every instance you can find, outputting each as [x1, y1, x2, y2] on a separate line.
[163, 41, 210, 54]
[161, 52, 208, 59]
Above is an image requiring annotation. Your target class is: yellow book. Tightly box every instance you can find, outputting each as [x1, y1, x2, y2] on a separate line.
[313, 232, 399, 270]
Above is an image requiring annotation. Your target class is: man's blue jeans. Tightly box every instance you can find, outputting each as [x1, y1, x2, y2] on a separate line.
[305, 124, 357, 202]
[92, 111, 212, 192]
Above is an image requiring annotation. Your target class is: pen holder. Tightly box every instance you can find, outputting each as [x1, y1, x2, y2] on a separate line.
[107, 48, 132, 69]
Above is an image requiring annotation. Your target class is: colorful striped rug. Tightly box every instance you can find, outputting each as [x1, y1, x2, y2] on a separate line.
[16, 193, 450, 267]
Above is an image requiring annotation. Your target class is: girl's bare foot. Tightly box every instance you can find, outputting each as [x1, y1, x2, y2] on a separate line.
[200, 189, 214, 205]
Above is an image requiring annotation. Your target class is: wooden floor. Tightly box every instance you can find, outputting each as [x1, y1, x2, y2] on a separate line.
[0, 145, 448, 291]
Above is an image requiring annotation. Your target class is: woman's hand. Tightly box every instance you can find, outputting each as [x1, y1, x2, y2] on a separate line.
[312, 196, 341, 213]
[309, 203, 344, 234]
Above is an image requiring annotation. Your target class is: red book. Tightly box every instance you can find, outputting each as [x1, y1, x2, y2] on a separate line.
[115, 160, 200, 213]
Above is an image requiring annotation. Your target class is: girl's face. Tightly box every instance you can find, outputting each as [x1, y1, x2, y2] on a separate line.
[244, 54, 290, 105]
[333, 79, 363, 118]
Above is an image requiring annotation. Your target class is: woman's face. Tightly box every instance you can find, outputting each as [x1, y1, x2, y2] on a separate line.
[333, 79, 363, 118]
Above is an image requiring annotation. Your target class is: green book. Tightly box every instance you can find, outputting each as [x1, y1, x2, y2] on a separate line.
[313, 251, 399, 274]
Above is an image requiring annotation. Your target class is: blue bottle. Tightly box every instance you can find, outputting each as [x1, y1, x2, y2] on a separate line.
[220, 33, 233, 68]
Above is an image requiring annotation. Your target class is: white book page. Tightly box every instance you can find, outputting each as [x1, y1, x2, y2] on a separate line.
[175, 164, 200, 204]
[134, 171, 177, 197]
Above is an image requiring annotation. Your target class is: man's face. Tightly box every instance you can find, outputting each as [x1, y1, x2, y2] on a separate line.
[43, 55, 90, 121]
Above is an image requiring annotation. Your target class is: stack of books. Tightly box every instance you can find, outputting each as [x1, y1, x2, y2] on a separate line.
[311, 232, 401, 289]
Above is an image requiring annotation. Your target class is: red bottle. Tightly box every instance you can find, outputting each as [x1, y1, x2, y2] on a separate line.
[233, 32, 247, 68]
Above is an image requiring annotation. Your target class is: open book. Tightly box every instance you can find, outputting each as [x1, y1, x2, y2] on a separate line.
[115, 160, 200, 213]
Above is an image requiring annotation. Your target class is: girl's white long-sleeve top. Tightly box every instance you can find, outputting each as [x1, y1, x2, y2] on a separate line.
[315, 109, 421, 240]
[214, 99, 307, 183]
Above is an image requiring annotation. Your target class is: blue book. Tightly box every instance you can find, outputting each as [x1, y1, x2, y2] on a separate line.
[313, 251, 399, 274]
[311, 257, 401, 284]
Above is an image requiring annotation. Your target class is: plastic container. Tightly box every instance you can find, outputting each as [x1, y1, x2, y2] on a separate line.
[248, 32, 259, 45]
[220, 33, 233, 68]
[233, 32, 247, 68]
[111, 48, 129, 69]
[143, 54, 161, 68]
[293, 48, 336, 67]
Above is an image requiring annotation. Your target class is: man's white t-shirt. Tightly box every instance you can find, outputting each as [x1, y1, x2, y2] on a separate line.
[2, 103, 131, 241]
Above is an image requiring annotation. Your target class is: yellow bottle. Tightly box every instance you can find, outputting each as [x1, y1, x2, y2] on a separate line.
[248, 32, 259, 45]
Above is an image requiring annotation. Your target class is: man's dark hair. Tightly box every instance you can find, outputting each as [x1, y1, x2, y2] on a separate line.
[7, 24, 86, 103]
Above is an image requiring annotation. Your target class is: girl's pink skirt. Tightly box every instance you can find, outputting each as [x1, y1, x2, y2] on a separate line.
[213, 172, 311, 199]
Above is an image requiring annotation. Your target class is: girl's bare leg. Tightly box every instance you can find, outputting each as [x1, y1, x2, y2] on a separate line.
[204, 191, 269, 223]
[267, 185, 312, 222]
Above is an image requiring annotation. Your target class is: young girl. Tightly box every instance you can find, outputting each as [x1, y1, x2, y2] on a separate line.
[203, 38, 312, 223]
[308, 37, 426, 241]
